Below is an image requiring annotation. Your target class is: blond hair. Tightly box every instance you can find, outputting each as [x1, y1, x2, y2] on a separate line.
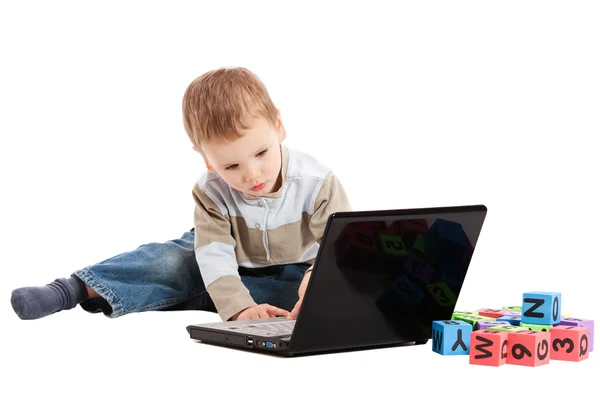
[182, 67, 279, 150]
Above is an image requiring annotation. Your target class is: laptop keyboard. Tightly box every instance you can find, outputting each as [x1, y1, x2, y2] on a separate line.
[228, 320, 296, 336]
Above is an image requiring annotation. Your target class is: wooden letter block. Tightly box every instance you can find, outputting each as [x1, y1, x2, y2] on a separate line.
[557, 317, 594, 352]
[521, 291, 561, 325]
[432, 320, 472, 355]
[506, 330, 551, 367]
[469, 330, 508, 366]
[550, 326, 590, 361]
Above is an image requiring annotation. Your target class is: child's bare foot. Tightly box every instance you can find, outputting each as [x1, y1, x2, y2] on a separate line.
[11, 276, 89, 320]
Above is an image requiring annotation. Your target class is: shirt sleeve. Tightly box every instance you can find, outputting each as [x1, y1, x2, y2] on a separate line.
[192, 183, 257, 321]
[306, 171, 352, 273]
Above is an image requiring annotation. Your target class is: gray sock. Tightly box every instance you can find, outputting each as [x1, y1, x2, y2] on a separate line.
[11, 275, 89, 320]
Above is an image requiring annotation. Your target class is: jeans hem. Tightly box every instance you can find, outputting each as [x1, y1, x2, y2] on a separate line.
[73, 269, 125, 318]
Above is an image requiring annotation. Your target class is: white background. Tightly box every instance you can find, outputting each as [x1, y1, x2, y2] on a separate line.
[1, 1, 598, 398]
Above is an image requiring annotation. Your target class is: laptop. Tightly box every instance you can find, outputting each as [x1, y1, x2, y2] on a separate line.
[186, 204, 487, 356]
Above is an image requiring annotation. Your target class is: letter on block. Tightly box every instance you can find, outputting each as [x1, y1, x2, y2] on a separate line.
[432, 320, 472, 355]
[521, 292, 561, 325]
[503, 306, 522, 313]
[550, 326, 590, 361]
[558, 317, 594, 352]
[506, 330, 551, 367]
[469, 330, 508, 366]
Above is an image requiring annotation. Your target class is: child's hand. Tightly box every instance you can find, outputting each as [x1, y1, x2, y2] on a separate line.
[287, 269, 312, 320]
[231, 304, 290, 321]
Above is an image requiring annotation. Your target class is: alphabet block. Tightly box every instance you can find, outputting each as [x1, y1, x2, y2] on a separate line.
[550, 326, 590, 361]
[488, 324, 529, 333]
[520, 322, 553, 332]
[386, 218, 428, 249]
[377, 233, 408, 257]
[502, 311, 522, 316]
[390, 275, 425, 308]
[557, 317, 594, 352]
[432, 320, 472, 355]
[425, 219, 473, 266]
[502, 306, 522, 313]
[452, 310, 478, 316]
[506, 330, 551, 367]
[425, 281, 457, 309]
[477, 321, 510, 331]
[521, 292, 561, 325]
[455, 314, 495, 329]
[497, 314, 522, 326]
[469, 330, 509, 366]
[477, 308, 505, 318]
[334, 224, 379, 271]
[402, 249, 435, 284]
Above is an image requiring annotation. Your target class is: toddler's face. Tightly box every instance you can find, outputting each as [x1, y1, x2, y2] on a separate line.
[201, 117, 286, 196]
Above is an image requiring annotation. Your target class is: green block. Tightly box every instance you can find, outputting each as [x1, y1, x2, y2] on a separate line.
[520, 322, 552, 332]
[502, 305, 522, 312]
[377, 234, 408, 256]
[412, 234, 426, 253]
[454, 314, 495, 328]
[488, 324, 528, 332]
[425, 281, 457, 308]
[451, 310, 478, 320]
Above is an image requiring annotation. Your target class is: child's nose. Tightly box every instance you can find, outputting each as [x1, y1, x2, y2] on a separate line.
[244, 167, 260, 182]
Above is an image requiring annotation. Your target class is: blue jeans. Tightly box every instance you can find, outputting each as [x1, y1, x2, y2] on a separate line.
[73, 230, 309, 318]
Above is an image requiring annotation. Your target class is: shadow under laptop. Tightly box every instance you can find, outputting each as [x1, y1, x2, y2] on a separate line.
[191, 338, 429, 358]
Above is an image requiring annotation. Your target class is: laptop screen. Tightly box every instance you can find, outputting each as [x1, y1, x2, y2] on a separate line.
[289, 205, 487, 354]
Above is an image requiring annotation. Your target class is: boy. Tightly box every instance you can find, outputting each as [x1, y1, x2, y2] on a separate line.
[10, 67, 351, 322]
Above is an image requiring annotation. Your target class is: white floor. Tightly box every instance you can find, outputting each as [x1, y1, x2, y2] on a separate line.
[2, 305, 596, 400]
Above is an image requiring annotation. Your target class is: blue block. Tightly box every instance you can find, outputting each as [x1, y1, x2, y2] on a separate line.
[497, 314, 522, 326]
[521, 291, 562, 325]
[432, 320, 473, 355]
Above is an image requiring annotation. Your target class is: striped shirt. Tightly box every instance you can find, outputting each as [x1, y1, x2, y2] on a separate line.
[192, 145, 351, 320]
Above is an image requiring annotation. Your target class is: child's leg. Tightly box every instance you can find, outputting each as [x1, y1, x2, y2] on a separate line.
[11, 230, 215, 319]
[240, 264, 309, 312]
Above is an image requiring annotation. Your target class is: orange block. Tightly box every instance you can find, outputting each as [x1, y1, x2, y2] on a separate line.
[550, 325, 590, 361]
[469, 330, 508, 366]
[506, 330, 551, 366]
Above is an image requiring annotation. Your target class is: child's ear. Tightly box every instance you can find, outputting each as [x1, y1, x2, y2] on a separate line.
[276, 117, 287, 142]
[203, 157, 217, 173]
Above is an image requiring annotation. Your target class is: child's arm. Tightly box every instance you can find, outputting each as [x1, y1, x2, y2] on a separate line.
[192, 184, 258, 321]
[288, 171, 352, 319]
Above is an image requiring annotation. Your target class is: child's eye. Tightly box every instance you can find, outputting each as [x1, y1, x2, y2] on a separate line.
[225, 164, 238, 171]
[257, 150, 267, 157]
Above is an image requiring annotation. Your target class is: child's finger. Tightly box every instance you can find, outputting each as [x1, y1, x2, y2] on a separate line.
[266, 305, 289, 316]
